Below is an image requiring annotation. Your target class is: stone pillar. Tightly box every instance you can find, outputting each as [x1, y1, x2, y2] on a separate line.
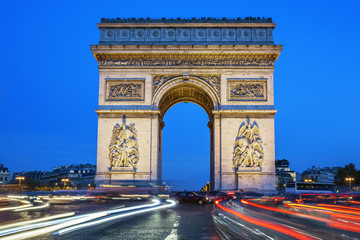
[213, 114, 222, 190]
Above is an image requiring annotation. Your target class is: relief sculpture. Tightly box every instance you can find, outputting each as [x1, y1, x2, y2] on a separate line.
[108, 83, 142, 99]
[233, 120, 264, 169]
[231, 84, 264, 98]
[109, 122, 139, 168]
[228, 81, 266, 101]
[152, 74, 220, 97]
[106, 80, 144, 101]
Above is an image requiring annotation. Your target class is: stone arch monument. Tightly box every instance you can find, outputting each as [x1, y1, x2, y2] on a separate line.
[91, 17, 282, 191]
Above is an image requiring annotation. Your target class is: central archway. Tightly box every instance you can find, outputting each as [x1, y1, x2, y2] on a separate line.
[153, 76, 219, 190]
[162, 102, 210, 190]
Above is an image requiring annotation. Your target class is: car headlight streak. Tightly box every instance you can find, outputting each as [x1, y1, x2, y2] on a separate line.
[0, 199, 176, 240]
[54, 199, 176, 235]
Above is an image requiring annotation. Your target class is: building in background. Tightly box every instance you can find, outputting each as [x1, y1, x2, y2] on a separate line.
[13, 164, 96, 189]
[301, 166, 340, 183]
[12, 171, 50, 186]
[275, 159, 300, 192]
[0, 164, 10, 184]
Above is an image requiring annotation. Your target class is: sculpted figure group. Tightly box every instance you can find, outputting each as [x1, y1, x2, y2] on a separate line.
[109, 122, 139, 168]
[233, 120, 264, 169]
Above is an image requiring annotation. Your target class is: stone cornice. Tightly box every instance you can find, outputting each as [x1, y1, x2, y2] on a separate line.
[92, 51, 281, 68]
[91, 44, 282, 54]
[96, 109, 160, 114]
[213, 109, 277, 118]
[213, 109, 277, 114]
[91, 45, 282, 68]
[96, 109, 161, 118]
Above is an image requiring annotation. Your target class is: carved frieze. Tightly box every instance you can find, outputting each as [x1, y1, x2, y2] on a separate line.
[105, 79, 144, 101]
[96, 53, 278, 67]
[233, 120, 264, 170]
[228, 79, 267, 101]
[153, 74, 220, 97]
[109, 122, 139, 168]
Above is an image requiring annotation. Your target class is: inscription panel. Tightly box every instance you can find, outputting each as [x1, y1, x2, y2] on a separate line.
[105, 79, 145, 101]
[228, 79, 267, 101]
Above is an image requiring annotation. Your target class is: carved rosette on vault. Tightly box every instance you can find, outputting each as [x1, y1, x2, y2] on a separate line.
[109, 122, 139, 169]
[233, 120, 264, 171]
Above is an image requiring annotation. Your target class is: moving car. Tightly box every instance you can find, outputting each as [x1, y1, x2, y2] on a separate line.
[206, 191, 231, 202]
[173, 191, 208, 205]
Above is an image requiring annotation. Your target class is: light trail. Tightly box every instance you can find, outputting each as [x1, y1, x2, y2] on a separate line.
[15, 202, 49, 212]
[240, 199, 331, 223]
[316, 204, 360, 212]
[0, 201, 32, 212]
[54, 199, 176, 235]
[215, 200, 317, 240]
[215, 212, 275, 239]
[0, 212, 75, 230]
[287, 203, 360, 216]
[0, 199, 173, 239]
[244, 199, 360, 234]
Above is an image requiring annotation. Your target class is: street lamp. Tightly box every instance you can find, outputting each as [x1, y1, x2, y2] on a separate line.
[61, 178, 69, 189]
[345, 177, 355, 191]
[16, 176, 25, 190]
[304, 179, 312, 182]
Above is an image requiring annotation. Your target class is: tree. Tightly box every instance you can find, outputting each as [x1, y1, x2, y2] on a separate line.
[275, 159, 289, 167]
[335, 163, 360, 185]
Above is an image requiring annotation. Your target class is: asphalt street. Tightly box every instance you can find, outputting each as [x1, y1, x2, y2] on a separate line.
[19, 202, 221, 240]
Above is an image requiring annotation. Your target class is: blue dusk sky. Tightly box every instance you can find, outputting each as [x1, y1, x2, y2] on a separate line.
[1, 0, 359, 190]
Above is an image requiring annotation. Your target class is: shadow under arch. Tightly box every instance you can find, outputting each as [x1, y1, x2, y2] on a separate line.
[152, 75, 220, 119]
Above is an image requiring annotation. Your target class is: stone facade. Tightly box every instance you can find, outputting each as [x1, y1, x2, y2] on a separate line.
[92, 18, 282, 191]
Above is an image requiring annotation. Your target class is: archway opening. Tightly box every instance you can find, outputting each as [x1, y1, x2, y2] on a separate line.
[156, 82, 216, 191]
[162, 102, 210, 191]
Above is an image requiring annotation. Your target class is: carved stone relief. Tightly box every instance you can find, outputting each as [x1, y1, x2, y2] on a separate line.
[153, 74, 220, 97]
[106, 79, 144, 101]
[233, 120, 264, 169]
[158, 85, 214, 117]
[109, 122, 139, 168]
[228, 80, 267, 101]
[97, 53, 278, 67]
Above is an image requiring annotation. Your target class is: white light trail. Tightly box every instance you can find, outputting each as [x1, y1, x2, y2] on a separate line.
[0, 212, 75, 230]
[15, 202, 50, 212]
[0, 199, 167, 239]
[0, 201, 32, 212]
[54, 199, 176, 235]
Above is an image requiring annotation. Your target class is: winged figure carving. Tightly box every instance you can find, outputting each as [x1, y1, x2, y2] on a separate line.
[233, 120, 264, 169]
[109, 122, 140, 168]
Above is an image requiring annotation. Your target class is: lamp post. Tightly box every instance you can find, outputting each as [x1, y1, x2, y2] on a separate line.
[345, 177, 355, 191]
[16, 176, 25, 191]
[61, 178, 69, 189]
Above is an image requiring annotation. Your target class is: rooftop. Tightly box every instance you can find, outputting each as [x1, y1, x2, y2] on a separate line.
[100, 17, 272, 24]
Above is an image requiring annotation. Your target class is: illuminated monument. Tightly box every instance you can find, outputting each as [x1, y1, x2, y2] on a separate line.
[91, 17, 282, 191]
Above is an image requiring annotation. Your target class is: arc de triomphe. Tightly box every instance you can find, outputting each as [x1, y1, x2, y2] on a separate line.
[91, 17, 282, 191]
